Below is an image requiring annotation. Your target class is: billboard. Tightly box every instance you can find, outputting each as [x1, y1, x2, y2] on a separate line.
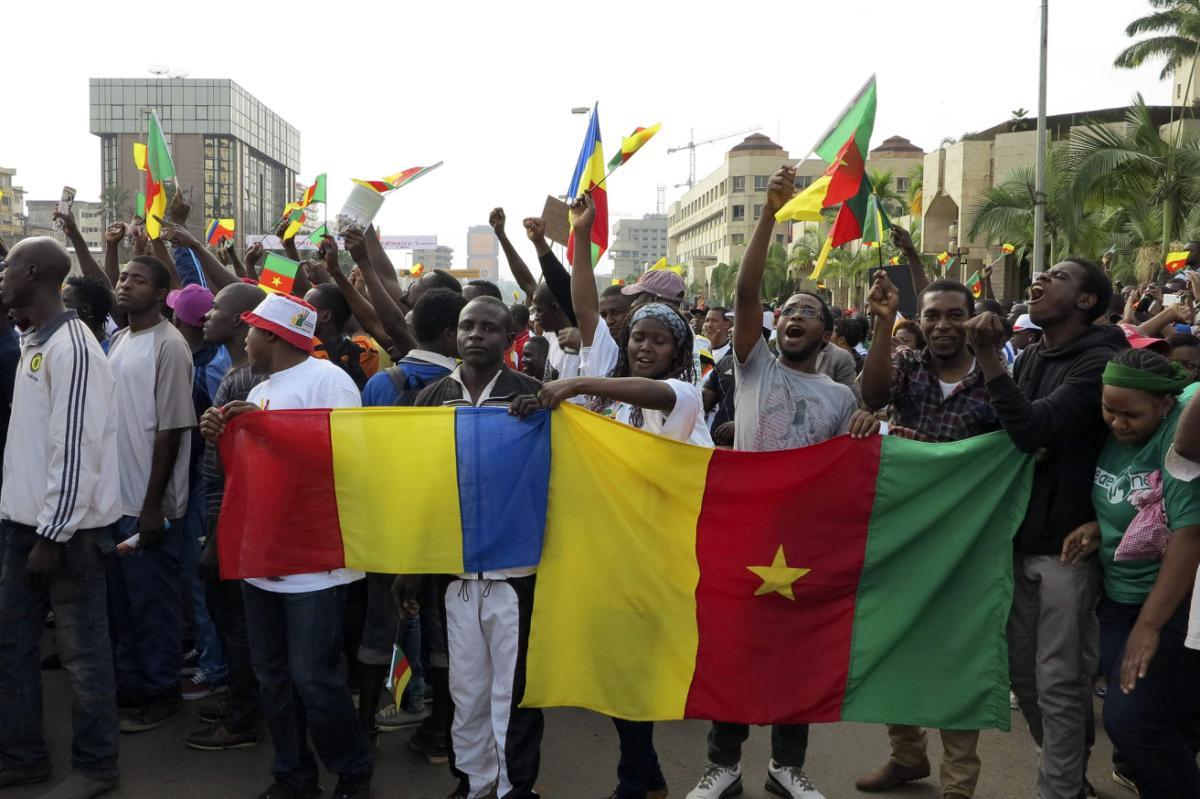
[245, 234, 437, 251]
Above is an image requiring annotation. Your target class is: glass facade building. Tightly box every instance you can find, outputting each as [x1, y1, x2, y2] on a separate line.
[89, 78, 300, 243]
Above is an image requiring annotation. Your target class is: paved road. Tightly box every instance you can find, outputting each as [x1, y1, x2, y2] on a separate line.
[12, 668, 1130, 799]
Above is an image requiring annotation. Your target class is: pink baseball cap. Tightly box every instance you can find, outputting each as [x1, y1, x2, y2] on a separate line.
[1118, 323, 1171, 354]
[621, 269, 686, 301]
[166, 284, 215, 328]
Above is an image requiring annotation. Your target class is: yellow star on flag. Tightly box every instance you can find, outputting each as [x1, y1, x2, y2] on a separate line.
[271, 277, 282, 287]
[746, 545, 811, 601]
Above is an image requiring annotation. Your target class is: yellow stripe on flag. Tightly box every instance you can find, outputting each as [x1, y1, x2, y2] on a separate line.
[775, 175, 833, 223]
[810, 236, 834, 281]
[524, 405, 710, 720]
[330, 408, 465, 573]
[133, 142, 147, 172]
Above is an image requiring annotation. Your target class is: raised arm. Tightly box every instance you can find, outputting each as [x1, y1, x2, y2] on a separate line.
[361, 225, 410, 311]
[315, 237, 396, 353]
[101, 223, 126, 287]
[981, 262, 996, 300]
[861, 270, 900, 410]
[158, 221, 237, 291]
[344, 228, 417, 357]
[965, 312, 1110, 452]
[243, 242, 264, 282]
[734, 165, 794, 362]
[491, 208, 538, 302]
[891, 226, 929, 296]
[222, 243, 247, 279]
[525, 218, 577, 326]
[148, 229, 181, 288]
[567, 194, 601, 345]
[52, 209, 105, 283]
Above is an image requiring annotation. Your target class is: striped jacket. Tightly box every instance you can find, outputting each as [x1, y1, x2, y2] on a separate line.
[0, 311, 120, 541]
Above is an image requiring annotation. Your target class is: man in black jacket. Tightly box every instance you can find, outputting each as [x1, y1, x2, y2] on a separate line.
[964, 257, 1124, 799]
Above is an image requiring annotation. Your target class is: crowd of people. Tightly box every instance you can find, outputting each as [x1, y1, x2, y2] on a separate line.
[1, 165, 1200, 799]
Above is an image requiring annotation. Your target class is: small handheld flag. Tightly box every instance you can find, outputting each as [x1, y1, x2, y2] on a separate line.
[300, 174, 326, 208]
[1001, 243, 1015, 254]
[386, 643, 413, 709]
[259, 253, 301, 295]
[206, 219, 235, 246]
[308, 225, 330, 245]
[607, 123, 662, 171]
[409, 263, 425, 278]
[888, 255, 901, 265]
[936, 252, 950, 267]
[1166, 251, 1190, 274]
[965, 271, 984, 299]
[611, 278, 625, 286]
[352, 163, 444, 194]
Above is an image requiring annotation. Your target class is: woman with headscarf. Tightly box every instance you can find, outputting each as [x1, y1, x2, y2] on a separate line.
[1061, 347, 1200, 796]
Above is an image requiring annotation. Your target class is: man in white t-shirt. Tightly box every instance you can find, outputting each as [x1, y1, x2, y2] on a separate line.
[201, 293, 372, 799]
[107, 255, 197, 734]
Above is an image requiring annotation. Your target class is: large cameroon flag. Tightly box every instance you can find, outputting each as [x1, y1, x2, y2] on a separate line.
[523, 406, 1031, 730]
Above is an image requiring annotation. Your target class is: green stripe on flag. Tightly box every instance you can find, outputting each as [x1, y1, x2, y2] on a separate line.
[147, 110, 176, 182]
[308, 225, 329, 245]
[261, 252, 299, 279]
[815, 77, 877, 162]
[841, 432, 1032, 731]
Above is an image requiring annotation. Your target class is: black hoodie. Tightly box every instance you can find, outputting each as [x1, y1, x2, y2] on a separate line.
[985, 324, 1128, 555]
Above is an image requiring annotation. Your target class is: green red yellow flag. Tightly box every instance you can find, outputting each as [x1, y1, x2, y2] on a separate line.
[409, 263, 425, 277]
[1001, 243, 1016, 254]
[936, 252, 951, 266]
[966, 271, 984, 299]
[206, 218, 235, 246]
[351, 163, 444, 194]
[300, 174, 326, 207]
[860, 192, 890, 247]
[811, 75, 878, 163]
[147, 110, 176, 183]
[607, 123, 662, 170]
[259, 253, 300, 294]
[1166, 251, 1190, 273]
[386, 644, 413, 709]
[775, 136, 867, 223]
[888, 255, 901, 266]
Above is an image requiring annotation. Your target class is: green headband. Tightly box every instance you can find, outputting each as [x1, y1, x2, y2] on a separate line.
[1102, 361, 1192, 395]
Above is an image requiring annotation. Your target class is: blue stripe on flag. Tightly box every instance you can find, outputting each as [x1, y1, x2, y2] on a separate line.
[455, 407, 550, 573]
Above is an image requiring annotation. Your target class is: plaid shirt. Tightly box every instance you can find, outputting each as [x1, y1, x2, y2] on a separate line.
[888, 347, 1001, 442]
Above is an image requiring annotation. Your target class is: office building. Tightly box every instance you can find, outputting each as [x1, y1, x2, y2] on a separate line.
[89, 78, 300, 248]
[610, 214, 668, 281]
[0, 167, 26, 241]
[25, 200, 105, 253]
[466, 225, 499, 281]
[412, 244, 454, 272]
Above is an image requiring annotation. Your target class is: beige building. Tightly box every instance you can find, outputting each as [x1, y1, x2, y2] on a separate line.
[412, 244, 454, 272]
[466, 225, 499, 281]
[667, 134, 793, 285]
[26, 200, 105, 254]
[610, 213, 668, 281]
[0, 167, 26, 242]
[922, 106, 1174, 297]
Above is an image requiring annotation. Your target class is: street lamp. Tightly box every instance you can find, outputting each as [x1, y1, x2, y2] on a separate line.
[571, 107, 590, 115]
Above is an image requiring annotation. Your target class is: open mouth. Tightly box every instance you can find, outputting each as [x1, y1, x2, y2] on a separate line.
[1028, 284, 1045, 303]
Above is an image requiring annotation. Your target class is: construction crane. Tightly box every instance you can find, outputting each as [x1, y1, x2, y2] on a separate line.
[667, 126, 762, 191]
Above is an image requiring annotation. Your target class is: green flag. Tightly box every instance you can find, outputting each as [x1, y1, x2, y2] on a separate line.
[147, 110, 176, 183]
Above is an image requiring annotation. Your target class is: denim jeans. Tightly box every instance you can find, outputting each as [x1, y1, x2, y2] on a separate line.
[708, 722, 808, 768]
[106, 516, 184, 700]
[1099, 594, 1200, 797]
[205, 518, 261, 731]
[400, 613, 424, 708]
[0, 523, 119, 779]
[242, 582, 372, 789]
[179, 490, 226, 682]
[612, 719, 666, 798]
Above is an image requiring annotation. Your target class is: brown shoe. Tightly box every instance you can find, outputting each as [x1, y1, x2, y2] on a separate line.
[854, 758, 931, 792]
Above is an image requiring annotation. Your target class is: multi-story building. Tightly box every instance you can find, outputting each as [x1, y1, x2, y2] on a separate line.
[610, 214, 668, 281]
[411, 244, 454, 272]
[466, 225, 499, 281]
[667, 134, 794, 288]
[25, 200, 105, 253]
[89, 78, 300, 249]
[921, 106, 1173, 297]
[0, 167, 26, 242]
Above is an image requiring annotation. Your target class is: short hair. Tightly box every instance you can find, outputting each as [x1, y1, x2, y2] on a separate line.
[128, 255, 172, 291]
[464, 295, 513, 333]
[705, 305, 729, 317]
[428, 269, 463, 293]
[1063, 255, 1112, 322]
[523, 335, 549, 353]
[310, 283, 352, 328]
[834, 316, 866, 347]
[1169, 333, 1200, 350]
[509, 304, 530, 328]
[412, 287, 468, 343]
[466, 279, 502, 299]
[64, 275, 114, 326]
[893, 319, 925, 347]
[600, 285, 626, 299]
[791, 291, 835, 331]
[977, 299, 1003, 315]
[921, 279, 976, 316]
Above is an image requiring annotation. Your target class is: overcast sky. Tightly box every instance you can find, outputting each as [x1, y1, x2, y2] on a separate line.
[1, 0, 1172, 276]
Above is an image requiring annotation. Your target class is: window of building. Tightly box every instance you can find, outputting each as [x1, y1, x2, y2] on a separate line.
[754, 175, 769, 191]
[732, 176, 745, 193]
[895, 176, 910, 192]
[776, 234, 785, 244]
[754, 204, 763, 219]
[731, 233, 746, 245]
[732, 205, 745, 221]
[794, 175, 813, 190]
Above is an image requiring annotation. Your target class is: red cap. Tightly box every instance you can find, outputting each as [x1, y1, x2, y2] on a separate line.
[1118, 323, 1171, 354]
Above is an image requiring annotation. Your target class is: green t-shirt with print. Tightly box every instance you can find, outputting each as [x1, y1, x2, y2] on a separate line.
[1093, 391, 1200, 604]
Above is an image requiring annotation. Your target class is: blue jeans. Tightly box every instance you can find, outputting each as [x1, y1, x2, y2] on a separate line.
[1099, 594, 1200, 797]
[243, 582, 372, 789]
[106, 516, 183, 700]
[612, 719, 666, 798]
[0, 523, 119, 779]
[400, 613, 424, 708]
[178, 493, 226, 682]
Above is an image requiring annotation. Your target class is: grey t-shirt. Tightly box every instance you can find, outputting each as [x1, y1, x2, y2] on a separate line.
[733, 336, 856, 452]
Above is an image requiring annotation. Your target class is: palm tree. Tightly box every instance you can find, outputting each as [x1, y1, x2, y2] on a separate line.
[906, 164, 924, 218]
[1114, 0, 1200, 86]
[708, 262, 736, 307]
[1066, 94, 1200, 248]
[1010, 108, 1031, 132]
[762, 243, 793, 303]
[969, 148, 1106, 264]
[99, 184, 131, 227]
[867, 170, 905, 218]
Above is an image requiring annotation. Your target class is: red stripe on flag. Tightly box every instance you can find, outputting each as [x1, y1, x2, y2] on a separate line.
[684, 435, 881, 724]
[217, 409, 345, 579]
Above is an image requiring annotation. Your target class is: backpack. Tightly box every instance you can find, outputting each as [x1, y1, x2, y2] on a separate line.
[384, 362, 443, 406]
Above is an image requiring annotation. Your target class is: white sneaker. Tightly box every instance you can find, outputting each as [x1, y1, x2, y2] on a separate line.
[686, 761, 743, 799]
[766, 760, 824, 799]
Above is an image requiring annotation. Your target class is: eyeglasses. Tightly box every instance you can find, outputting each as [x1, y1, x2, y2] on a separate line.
[779, 306, 822, 320]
